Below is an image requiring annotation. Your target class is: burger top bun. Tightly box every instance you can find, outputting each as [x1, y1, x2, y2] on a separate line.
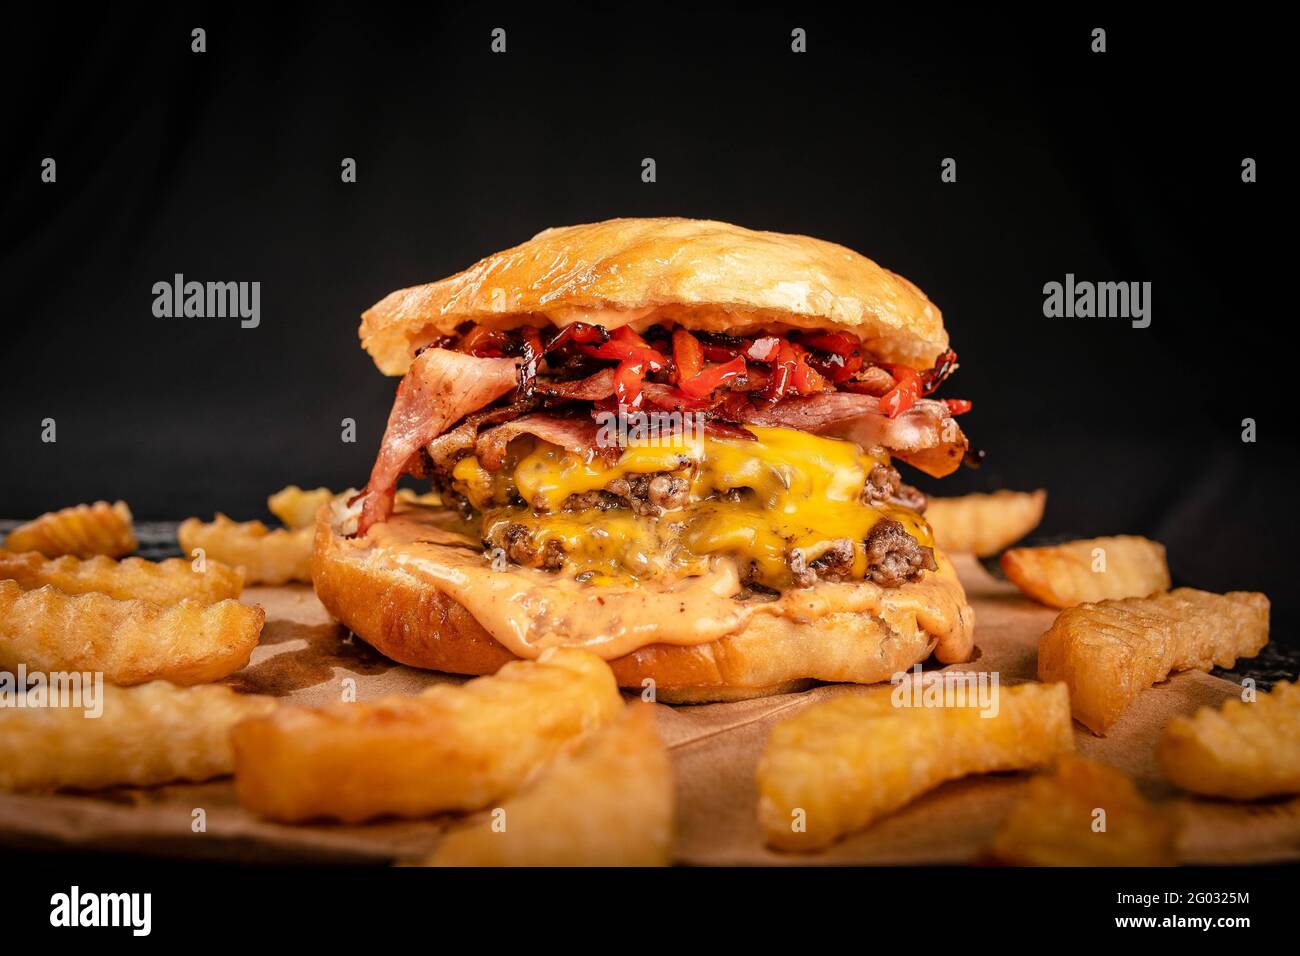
[359, 217, 949, 375]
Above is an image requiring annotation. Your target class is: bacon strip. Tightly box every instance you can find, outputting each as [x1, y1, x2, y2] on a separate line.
[354, 349, 521, 534]
[532, 364, 767, 406]
[424, 398, 538, 474]
[736, 393, 969, 477]
[475, 414, 617, 472]
[533, 367, 617, 401]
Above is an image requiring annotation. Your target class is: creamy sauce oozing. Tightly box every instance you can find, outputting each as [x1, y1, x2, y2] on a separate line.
[351, 504, 970, 661]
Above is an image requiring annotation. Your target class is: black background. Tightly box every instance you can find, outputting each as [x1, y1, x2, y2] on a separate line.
[2, 6, 1294, 636]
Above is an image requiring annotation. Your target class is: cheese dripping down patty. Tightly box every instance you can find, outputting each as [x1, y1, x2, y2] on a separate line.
[448, 425, 933, 589]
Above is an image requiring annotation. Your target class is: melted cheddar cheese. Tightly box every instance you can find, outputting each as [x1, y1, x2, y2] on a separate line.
[456, 426, 932, 589]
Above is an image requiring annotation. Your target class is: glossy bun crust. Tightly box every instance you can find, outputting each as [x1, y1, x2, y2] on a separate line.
[360, 218, 949, 376]
[312, 510, 975, 704]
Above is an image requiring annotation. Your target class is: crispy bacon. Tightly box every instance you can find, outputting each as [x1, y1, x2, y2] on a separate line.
[354, 349, 521, 534]
[641, 382, 724, 412]
[424, 398, 538, 473]
[475, 414, 616, 472]
[356, 324, 973, 531]
[533, 363, 764, 406]
[735, 393, 969, 477]
[533, 367, 617, 401]
[843, 365, 895, 396]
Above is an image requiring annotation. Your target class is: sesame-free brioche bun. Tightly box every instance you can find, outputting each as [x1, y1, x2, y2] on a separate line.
[360, 217, 949, 376]
[312, 504, 976, 704]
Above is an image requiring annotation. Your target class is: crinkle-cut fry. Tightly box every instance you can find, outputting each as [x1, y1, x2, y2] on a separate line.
[3, 501, 136, 559]
[0, 580, 263, 686]
[1038, 588, 1269, 735]
[925, 490, 1046, 557]
[990, 755, 1177, 866]
[758, 682, 1073, 851]
[0, 549, 243, 604]
[0, 681, 276, 791]
[424, 703, 672, 867]
[178, 514, 312, 585]
[1001, 535, 1170, 608]
[233, 647, 623, 823]
[267, 486, 335, 530]
[1158, 680, 1300, 799]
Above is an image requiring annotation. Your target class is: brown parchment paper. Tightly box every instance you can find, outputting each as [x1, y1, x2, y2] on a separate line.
[2, 556, 1297, 865]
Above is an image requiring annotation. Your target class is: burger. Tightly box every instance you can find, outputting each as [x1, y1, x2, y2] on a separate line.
[316, 218, 976, 702]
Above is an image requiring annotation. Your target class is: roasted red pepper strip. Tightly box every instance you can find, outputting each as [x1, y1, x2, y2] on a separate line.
[760, 340, 798, 403]
[879, 364, 923, 418]
[695, 331, 747, 362]
[672, 328, 704, 383]
[789, 348, 831, 394]
[545, 321, 608, 352]
[613, 349, 664, 409]
[920, 349, 958, 395]
[679, 355, 746, 399]
[797, 331, 860, 355]
[580, 326, 665, 364]
[702, 344, 740, 362]
[798, 330, 864, 383]
[460, 325, 513, 357]
[942, 398, 972, 415]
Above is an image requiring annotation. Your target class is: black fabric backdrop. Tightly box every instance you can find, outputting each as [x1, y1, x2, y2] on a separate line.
[2, 6, 1294, 637]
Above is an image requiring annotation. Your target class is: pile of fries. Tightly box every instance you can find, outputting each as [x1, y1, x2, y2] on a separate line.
[2, 501, 261, 687]
[1, 500, 270, 788]
[1, 495, 674, 866]
[752, 492, 1285, 862]
[177, 485, 335, 585]
[1, 485, 1293, 867]
[233, 647, 673, 866]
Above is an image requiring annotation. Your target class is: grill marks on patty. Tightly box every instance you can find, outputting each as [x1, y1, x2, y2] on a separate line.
[600, 473, 690, 516]
[787, 539, 856, 589]
[496, 523, 567, 571]
[863, 518, 938, 587]
[864, 464, 927, 513]
[774, 518, 936, 590]
[523, 471, 692, 516]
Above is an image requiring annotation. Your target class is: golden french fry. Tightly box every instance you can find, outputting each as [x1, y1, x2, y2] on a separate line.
[1001, 535, 1170, 608]
[1038, 588, 1270, 735]
[0, 681, 276, 791]
[0, 549, 243, 604]
[0, 580, 263, 686]
[267, 486, 335, 530]
[990, 755, 1177, 866]
[3, 501, 136, 559]
[758, 682, 1073, 850]
[424, 703, 672, 867]
[1158, 680, 1300, 799]
[925, 490, 1046, 557]
[233, 647, 623, 823]
[178, 514, 312, 585]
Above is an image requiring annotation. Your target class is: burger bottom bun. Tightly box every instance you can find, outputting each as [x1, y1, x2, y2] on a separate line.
[312, 513, 974, 704]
